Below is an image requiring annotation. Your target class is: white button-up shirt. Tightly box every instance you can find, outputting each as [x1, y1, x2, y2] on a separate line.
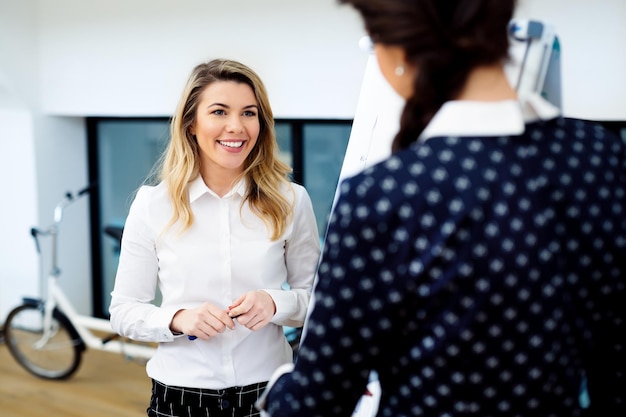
[110, 175, 321, 389]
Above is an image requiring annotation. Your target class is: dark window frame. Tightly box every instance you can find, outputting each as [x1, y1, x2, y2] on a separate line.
[86, 116, 352, 318]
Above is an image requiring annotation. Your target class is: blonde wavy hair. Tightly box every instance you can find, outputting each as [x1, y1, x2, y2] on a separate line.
[152, 59, 294, 240]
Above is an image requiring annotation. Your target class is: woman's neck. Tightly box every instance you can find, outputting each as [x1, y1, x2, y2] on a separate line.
[456, 62, 518, 102]
[200, 168, 242, 198]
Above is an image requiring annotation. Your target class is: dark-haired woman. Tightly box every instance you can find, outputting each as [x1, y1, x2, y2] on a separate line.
[258, 1, 626, 416]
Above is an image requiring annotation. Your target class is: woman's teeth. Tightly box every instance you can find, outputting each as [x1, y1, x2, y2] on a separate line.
[219, 141, 243, 148]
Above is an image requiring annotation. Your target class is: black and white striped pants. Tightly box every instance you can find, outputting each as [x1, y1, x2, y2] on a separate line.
[147, 379, 268, 417]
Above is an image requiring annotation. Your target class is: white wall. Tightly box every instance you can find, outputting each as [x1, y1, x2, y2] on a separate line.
[38, 0, 626, 121]
[39, 0, 368, 119]
[1, 0, 624, 323]
[0, 0, 41, 322]
[0, 109, 39, 320]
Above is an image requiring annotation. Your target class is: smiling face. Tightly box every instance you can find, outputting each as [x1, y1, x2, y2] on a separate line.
[191, 80, 260, 185]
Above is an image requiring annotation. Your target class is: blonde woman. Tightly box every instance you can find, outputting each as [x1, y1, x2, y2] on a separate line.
[110, 59, 321, 417]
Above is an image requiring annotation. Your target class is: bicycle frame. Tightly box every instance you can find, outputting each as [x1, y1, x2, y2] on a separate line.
[33, 185, 155, 361]
[39, 272, 155, 360]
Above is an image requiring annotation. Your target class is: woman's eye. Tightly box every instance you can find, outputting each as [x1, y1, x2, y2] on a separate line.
[243, 110, 257, 117]
[213, 109, 225, 116]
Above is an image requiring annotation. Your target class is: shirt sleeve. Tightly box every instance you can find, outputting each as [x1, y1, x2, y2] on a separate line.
[265, 184, 321, 328]
[109, 186, 181, 342]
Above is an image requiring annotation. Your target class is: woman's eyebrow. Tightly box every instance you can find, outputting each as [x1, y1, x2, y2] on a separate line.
[207, 103, 258, 110]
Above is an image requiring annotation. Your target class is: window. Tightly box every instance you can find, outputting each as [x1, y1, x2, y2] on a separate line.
[275, 120, 352, 239]
[87, 117, 351, 318]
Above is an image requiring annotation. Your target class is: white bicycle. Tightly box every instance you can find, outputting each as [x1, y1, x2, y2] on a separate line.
[3, 185, 155, 380]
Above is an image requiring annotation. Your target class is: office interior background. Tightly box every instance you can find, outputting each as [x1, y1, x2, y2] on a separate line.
[1, 0, 625, 323]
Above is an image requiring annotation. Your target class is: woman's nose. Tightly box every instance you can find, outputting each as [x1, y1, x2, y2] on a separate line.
[226, 115, 244, 132]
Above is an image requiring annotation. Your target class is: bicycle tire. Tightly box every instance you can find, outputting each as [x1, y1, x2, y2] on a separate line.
[4, 302, 85, 380]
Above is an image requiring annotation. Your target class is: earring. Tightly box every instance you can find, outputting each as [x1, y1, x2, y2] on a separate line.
[395, 65, 405, 76]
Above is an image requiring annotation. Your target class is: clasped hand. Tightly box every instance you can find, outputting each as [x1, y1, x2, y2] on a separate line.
[170, 290, 276, 340]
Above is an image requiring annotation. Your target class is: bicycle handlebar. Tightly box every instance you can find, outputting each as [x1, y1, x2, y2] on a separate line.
[29, 182, 98, 277]
[53, 183, 97, 223]
[62, 182, 97, 204]
[30, 227, 42, 254]
[77, 183, 97, 197]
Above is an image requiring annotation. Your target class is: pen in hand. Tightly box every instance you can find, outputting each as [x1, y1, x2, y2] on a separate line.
[188, 313, 239, 340]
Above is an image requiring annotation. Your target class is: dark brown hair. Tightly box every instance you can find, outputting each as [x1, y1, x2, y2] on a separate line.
[339, 0, 516, 152]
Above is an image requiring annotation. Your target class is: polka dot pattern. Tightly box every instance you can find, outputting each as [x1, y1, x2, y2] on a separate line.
[265, 118, 626, 416]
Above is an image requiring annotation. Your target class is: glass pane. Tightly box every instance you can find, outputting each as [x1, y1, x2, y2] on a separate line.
[275, 122, 293, 167]
[303, 124, 351, 241]
[97, 119, 169, 317]
[93, 118, 352, 316]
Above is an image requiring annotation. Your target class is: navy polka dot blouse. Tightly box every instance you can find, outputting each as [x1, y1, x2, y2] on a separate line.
[265, 117, 626, 417]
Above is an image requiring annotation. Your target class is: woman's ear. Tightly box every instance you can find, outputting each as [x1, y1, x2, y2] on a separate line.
[374, 44, 415, 99]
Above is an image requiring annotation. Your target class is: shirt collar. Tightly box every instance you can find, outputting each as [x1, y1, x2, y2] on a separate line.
[188, 174, 247, 203]
[420, 92, 561, 141]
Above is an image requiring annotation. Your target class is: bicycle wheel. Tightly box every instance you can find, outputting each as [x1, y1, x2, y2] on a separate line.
[4, 302, 84, 380]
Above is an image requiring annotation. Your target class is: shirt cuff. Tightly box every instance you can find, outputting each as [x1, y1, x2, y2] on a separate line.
[148, 305, 188, 341]
[261, 288, 298, 324]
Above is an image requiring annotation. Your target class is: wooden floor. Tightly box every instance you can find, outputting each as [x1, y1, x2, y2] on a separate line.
[0, 335, 152, 417]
